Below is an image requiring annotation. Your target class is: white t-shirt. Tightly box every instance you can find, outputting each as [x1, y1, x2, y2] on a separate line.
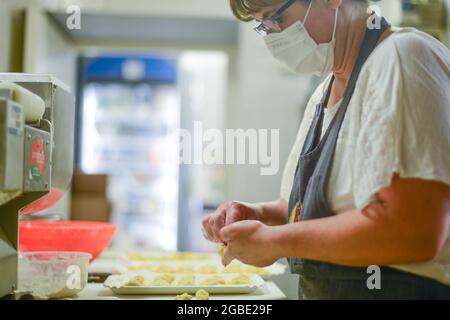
[280, 28, 450, 284]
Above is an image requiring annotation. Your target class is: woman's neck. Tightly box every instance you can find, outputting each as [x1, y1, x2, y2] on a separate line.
[327, 4, 391, 107]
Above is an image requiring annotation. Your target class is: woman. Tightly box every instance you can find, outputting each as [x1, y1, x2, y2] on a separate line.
[202, 0, 450, 299]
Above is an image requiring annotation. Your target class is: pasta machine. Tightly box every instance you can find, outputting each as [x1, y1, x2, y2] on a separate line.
[0, 74, 75, 298]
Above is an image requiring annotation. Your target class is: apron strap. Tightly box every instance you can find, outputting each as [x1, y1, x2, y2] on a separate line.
[312, 17, 391, 185]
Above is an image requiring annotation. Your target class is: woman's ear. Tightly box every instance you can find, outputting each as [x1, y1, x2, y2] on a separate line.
[326, 0, 343, 10]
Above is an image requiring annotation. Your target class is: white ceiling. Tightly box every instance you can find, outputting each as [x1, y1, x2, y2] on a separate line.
[48, 13, 239, 45]
[37, 0, 234, 19]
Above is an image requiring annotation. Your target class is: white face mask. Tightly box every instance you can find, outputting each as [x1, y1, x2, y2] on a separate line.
[264, 1, 339, 76]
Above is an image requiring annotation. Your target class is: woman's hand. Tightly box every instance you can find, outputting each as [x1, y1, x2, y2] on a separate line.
[201, 201, 262, 243]
[220, 220, 280, 267]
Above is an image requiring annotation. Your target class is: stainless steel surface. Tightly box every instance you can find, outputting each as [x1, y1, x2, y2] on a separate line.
[0, 74, 75, 298]
[0, 95, 25, 297]
[0, 98, 24, 195]
[0, 73, 75, 199]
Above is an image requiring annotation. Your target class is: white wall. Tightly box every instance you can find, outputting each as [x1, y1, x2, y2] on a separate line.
[0, 1, 11, 71]
[23, 5, 77, 91]
[0, 0, 31, 72]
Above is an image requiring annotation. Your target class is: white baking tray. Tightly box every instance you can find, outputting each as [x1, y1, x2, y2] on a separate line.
[104, 273, 265, 295]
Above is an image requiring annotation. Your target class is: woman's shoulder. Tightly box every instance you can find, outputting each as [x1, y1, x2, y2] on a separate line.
[364, 27, 450, 78]
[354, 27, 449, 108]
[377, 27, 446, 54]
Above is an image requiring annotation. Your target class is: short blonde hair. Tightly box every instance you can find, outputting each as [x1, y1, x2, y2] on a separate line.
[229, 0, 287, 22]
[229, 0, 369, 22]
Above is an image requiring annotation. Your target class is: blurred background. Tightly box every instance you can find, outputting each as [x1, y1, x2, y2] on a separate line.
[1, 0, 449, 299]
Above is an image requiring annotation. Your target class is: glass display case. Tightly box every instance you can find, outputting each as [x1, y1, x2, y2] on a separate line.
[77, 56, 180, 251]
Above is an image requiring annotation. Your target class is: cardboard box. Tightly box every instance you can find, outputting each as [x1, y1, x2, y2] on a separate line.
[70, 194, 111, 222]
[71, 171, 108, 195]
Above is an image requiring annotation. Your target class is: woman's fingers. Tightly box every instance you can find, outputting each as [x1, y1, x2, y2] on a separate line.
[211, 209, 227, 242]
[201, 203, 229, 242]
[201, 201, 254, 243]
[201, 215, 214, 242]
[225, 202, 243, 226]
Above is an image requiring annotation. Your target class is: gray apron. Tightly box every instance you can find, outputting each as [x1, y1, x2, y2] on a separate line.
[287, 18, 450, 299]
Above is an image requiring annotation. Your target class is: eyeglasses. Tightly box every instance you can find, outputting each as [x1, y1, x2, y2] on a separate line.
[254, 0, 297, 36]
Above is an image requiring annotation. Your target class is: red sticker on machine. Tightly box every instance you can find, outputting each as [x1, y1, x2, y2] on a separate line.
[29, 138, 46, 182]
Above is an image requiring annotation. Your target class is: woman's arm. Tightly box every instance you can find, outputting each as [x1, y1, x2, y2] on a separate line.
[221, 176, 450, 267]
[275, 176, 450, 266]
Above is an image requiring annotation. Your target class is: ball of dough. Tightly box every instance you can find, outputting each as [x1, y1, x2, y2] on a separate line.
[126, 275, 145, 286]
[175, 293, 193, 300]
[195, 289, 209, 300]
[217, 245, 226, 256]
[151, 273, 175, 286]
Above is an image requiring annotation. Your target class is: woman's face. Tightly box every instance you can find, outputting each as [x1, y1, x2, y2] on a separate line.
[254, 0, 339, 45]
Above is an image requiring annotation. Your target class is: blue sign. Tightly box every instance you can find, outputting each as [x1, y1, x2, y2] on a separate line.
[82, 55, 178, 83]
